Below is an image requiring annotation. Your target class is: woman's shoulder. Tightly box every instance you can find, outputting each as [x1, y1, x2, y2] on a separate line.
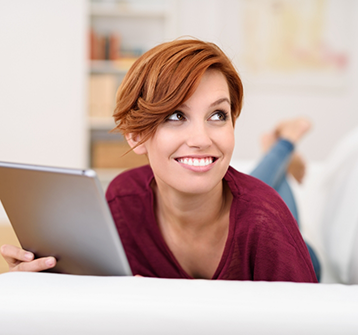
[225, 165, 279, 199]
[106, 164, 153, 201]
[226, 166, 294, 228]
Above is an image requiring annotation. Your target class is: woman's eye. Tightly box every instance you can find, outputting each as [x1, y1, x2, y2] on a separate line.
[209, 111, 228, 121]
[166, 111, 185, 121]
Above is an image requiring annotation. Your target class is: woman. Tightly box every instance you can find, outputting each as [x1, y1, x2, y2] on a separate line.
[1, 39, 317, 282]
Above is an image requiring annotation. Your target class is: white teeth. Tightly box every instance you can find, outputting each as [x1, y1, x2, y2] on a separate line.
[177, 157, 213, 166]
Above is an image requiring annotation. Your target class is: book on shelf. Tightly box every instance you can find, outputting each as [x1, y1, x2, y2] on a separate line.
[109, 33, 121, 61]
[89, 28, 144, 63]
[89, 74, 118, 118]
[89, 29, 121, 61]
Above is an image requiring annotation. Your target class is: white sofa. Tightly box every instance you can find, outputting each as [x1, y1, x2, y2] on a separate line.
[0, 272, 358, 335]
[1, 130, 358, 334]
[289, 127, 358, 285]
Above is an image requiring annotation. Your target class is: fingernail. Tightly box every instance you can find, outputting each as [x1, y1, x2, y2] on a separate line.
[24, 252, 33, 261]
[45, 258, 55, 267]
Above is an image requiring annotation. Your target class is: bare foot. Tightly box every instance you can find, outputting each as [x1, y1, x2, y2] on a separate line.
[260, 132, 277, 153]
[260, 117, 312, 183]
[288, 153, 306, 184]
[275, 118, 311, 144]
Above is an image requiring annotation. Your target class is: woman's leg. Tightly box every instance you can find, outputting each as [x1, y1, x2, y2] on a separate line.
[275, 177, 300, 225]
[250, 139, 300, 223]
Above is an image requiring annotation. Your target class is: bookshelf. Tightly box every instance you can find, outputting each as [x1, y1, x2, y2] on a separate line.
[87, 0, 177, 173]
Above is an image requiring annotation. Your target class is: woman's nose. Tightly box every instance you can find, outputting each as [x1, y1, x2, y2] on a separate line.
[185, 122, 212, 149]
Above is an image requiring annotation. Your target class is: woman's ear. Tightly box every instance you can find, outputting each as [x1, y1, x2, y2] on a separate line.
[125, 133, 147, 155]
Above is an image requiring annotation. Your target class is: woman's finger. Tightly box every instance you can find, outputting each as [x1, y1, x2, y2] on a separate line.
[0, 244, 34, 266]
[14, 256, 57, 272]
[1, 244, 56, 272]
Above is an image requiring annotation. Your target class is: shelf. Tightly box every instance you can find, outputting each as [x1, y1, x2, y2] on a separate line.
[89, 117, 116, 130]
[90, 3, 166, 18]
[90, 59, 137, 74]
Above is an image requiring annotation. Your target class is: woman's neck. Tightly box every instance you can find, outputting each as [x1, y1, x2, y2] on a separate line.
[152, 179, 232, 233]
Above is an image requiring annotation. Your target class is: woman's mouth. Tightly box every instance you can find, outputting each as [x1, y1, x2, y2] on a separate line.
[175, 157, 216, 167]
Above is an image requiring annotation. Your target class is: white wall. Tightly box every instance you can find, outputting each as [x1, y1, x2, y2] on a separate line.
[0, 0, 87, 223]
[0, 0, 88, 168]
[176, 0, 358, 162]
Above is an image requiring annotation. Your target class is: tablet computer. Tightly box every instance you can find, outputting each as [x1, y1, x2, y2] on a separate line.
[0, 161, 132, 276]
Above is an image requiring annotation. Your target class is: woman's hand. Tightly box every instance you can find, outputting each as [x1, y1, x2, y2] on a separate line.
[0, 244, 56, 272]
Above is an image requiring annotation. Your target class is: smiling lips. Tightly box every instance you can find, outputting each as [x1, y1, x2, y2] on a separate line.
[176, 157, 215, 167]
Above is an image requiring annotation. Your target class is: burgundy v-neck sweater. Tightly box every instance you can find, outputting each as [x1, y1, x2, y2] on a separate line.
[106, 165, 317, 282]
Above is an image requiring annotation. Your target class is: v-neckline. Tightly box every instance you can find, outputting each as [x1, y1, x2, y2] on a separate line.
[147, 175, 236, 280]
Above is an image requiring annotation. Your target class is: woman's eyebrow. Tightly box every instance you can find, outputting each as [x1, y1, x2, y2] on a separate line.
[178, 97, 230, 110]
[209, 98, 230, 107]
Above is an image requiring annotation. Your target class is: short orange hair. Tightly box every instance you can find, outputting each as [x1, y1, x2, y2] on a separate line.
[113, 38, 244, 143]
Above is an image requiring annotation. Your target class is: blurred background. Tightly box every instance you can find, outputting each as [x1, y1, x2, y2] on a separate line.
[1, 0, 358, 197]
[2, 0, 358, 280]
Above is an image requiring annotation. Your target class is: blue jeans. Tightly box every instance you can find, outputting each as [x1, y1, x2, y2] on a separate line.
[250, 139, 321, 282]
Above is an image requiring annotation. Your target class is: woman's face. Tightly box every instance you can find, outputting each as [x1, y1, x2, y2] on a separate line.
[141, 69, 235, 195]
